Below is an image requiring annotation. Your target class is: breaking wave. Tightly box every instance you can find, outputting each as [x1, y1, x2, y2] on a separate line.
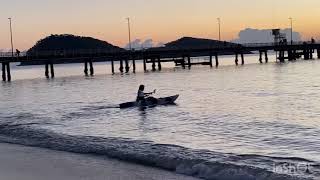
[0, 122, 317, 180]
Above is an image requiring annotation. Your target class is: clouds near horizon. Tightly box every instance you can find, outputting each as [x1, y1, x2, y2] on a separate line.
[233, 28, 302, 43]
[124, 39, 164, 50]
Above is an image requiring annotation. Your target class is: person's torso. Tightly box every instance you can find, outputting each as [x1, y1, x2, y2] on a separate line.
[137, 90, 144, 98]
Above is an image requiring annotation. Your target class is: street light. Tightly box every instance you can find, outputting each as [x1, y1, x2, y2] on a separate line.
[126, 17, 132, 51]
[289, 17, 293, 45]
[217, 18, 221, 41]
[8, 18, 14, 58]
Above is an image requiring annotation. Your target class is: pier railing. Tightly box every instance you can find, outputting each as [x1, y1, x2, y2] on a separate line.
[0, 51, 27, 57]
[241, 41, 313, 48]
[0, 49, 123, 58]
[0, 41, 317, 59]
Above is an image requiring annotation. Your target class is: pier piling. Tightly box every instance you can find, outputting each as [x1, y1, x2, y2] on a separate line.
[50, 63, 55, 78]
[119, 59, 124, 73]
[84, 61, 89, 76]
[143, 58, 147, 72]
[265, 51, 269, 63]
[259, 51, 263, 63]
[45, 62, 54, 78]
[111, 59, 115, 74]
[152, 58, 156, 71]
[215, 54, 219, 67]
[188, 56, 191, 68]
[7, 62, 11, 82]
[1, 62, 11, 81]
[132, 57, 136, 73]
[6, 63, 11, 81]
[181, 56, 186, 69]
[2, 63, 6, 81]
[310, 49, 313, 59]
[125, 58, 130, 73]
[45, 63, 49, 78]
[157, 57, 162, 71]
[279, 51, 285, 63]
[235, 53, 239, 66]
[209, 55, 213, 67]
[288, 50, 294, 61]
[317, 49, 320, 59]
[303, 48, 311, 60]
[241, 53, 244, 65]
[89, 60, 94, 76]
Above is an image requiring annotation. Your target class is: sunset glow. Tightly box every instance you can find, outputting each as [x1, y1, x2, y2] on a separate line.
[0, 0, 319, 50]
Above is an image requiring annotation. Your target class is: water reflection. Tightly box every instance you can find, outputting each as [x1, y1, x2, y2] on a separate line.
[1, 55, 320, 162]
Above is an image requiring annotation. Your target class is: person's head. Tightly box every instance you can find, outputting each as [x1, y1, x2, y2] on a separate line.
[139, 85, 145, 91]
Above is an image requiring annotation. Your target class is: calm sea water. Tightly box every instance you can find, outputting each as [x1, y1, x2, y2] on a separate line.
[1, 53, 320, 179]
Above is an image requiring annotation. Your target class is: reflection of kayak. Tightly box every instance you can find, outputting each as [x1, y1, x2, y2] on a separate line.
[120, 95, 179, 109]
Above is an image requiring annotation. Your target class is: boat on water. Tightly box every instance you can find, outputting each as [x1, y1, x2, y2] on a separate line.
[120, 95, 179, 109]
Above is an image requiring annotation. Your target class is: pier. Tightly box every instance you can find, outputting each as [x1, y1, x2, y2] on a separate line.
[0, 42, 320, 81]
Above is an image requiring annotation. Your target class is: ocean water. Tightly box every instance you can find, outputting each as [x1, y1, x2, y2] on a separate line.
[0, 53, 320, 180]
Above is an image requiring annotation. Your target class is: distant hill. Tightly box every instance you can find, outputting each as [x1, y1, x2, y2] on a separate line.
[163, 37, 239, 49]
[27, 34, 123, 53]
[146, 37, 243, 57]
[21, 34, 124, 65]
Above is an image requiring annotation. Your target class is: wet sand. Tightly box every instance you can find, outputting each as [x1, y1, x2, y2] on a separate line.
[0, 143, 200, 180]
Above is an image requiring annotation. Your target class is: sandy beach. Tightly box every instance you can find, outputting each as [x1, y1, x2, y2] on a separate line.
[0, 143, 199, 180]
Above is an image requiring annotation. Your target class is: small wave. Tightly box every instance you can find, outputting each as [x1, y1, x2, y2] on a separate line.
[2, 112, 37, 120]
[80, 105, 120, 111]
[0, 124, 317, 180]
[239, 154, 314, 163]
[0, 113, 61, 128]
[61, 105, 119, 120]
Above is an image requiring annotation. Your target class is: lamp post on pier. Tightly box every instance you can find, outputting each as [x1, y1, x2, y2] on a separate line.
[126, 17, 132, 51]
[217, 18, 221, 41]
[8, 18, 14, 58]
[289, 17, 293, 45]
[125, 17, 133, 73]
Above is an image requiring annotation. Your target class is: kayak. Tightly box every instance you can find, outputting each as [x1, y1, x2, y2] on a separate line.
[120, 95, 179, 109]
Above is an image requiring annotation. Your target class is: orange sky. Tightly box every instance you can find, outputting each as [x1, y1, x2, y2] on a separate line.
[0, 0, 319, 50]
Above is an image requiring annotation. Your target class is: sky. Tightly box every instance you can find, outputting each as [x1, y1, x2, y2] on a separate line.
[0, 0, 319, 50]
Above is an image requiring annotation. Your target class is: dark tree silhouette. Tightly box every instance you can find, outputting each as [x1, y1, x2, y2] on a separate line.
[27, 34, 123, 53]
[163, 37, 238, 49]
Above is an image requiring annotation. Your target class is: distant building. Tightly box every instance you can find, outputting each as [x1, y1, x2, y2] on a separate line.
[233, 28, 301, 44]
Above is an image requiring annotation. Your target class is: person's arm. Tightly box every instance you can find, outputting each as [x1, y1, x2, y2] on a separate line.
[144, 89, 156, 95]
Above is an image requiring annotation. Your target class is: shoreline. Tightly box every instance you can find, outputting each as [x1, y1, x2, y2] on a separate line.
[0, 143, 199, 180]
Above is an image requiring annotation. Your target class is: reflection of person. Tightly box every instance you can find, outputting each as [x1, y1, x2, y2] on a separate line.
[136, 85, 155, 103]
[16, 49, 20, 57]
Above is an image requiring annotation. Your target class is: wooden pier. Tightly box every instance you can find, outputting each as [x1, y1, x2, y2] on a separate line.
[0, 42, 320, 81]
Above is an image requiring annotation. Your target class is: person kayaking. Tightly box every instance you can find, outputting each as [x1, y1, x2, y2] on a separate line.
[136, 85, 156, 104]
[119, 85, 178, 108]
